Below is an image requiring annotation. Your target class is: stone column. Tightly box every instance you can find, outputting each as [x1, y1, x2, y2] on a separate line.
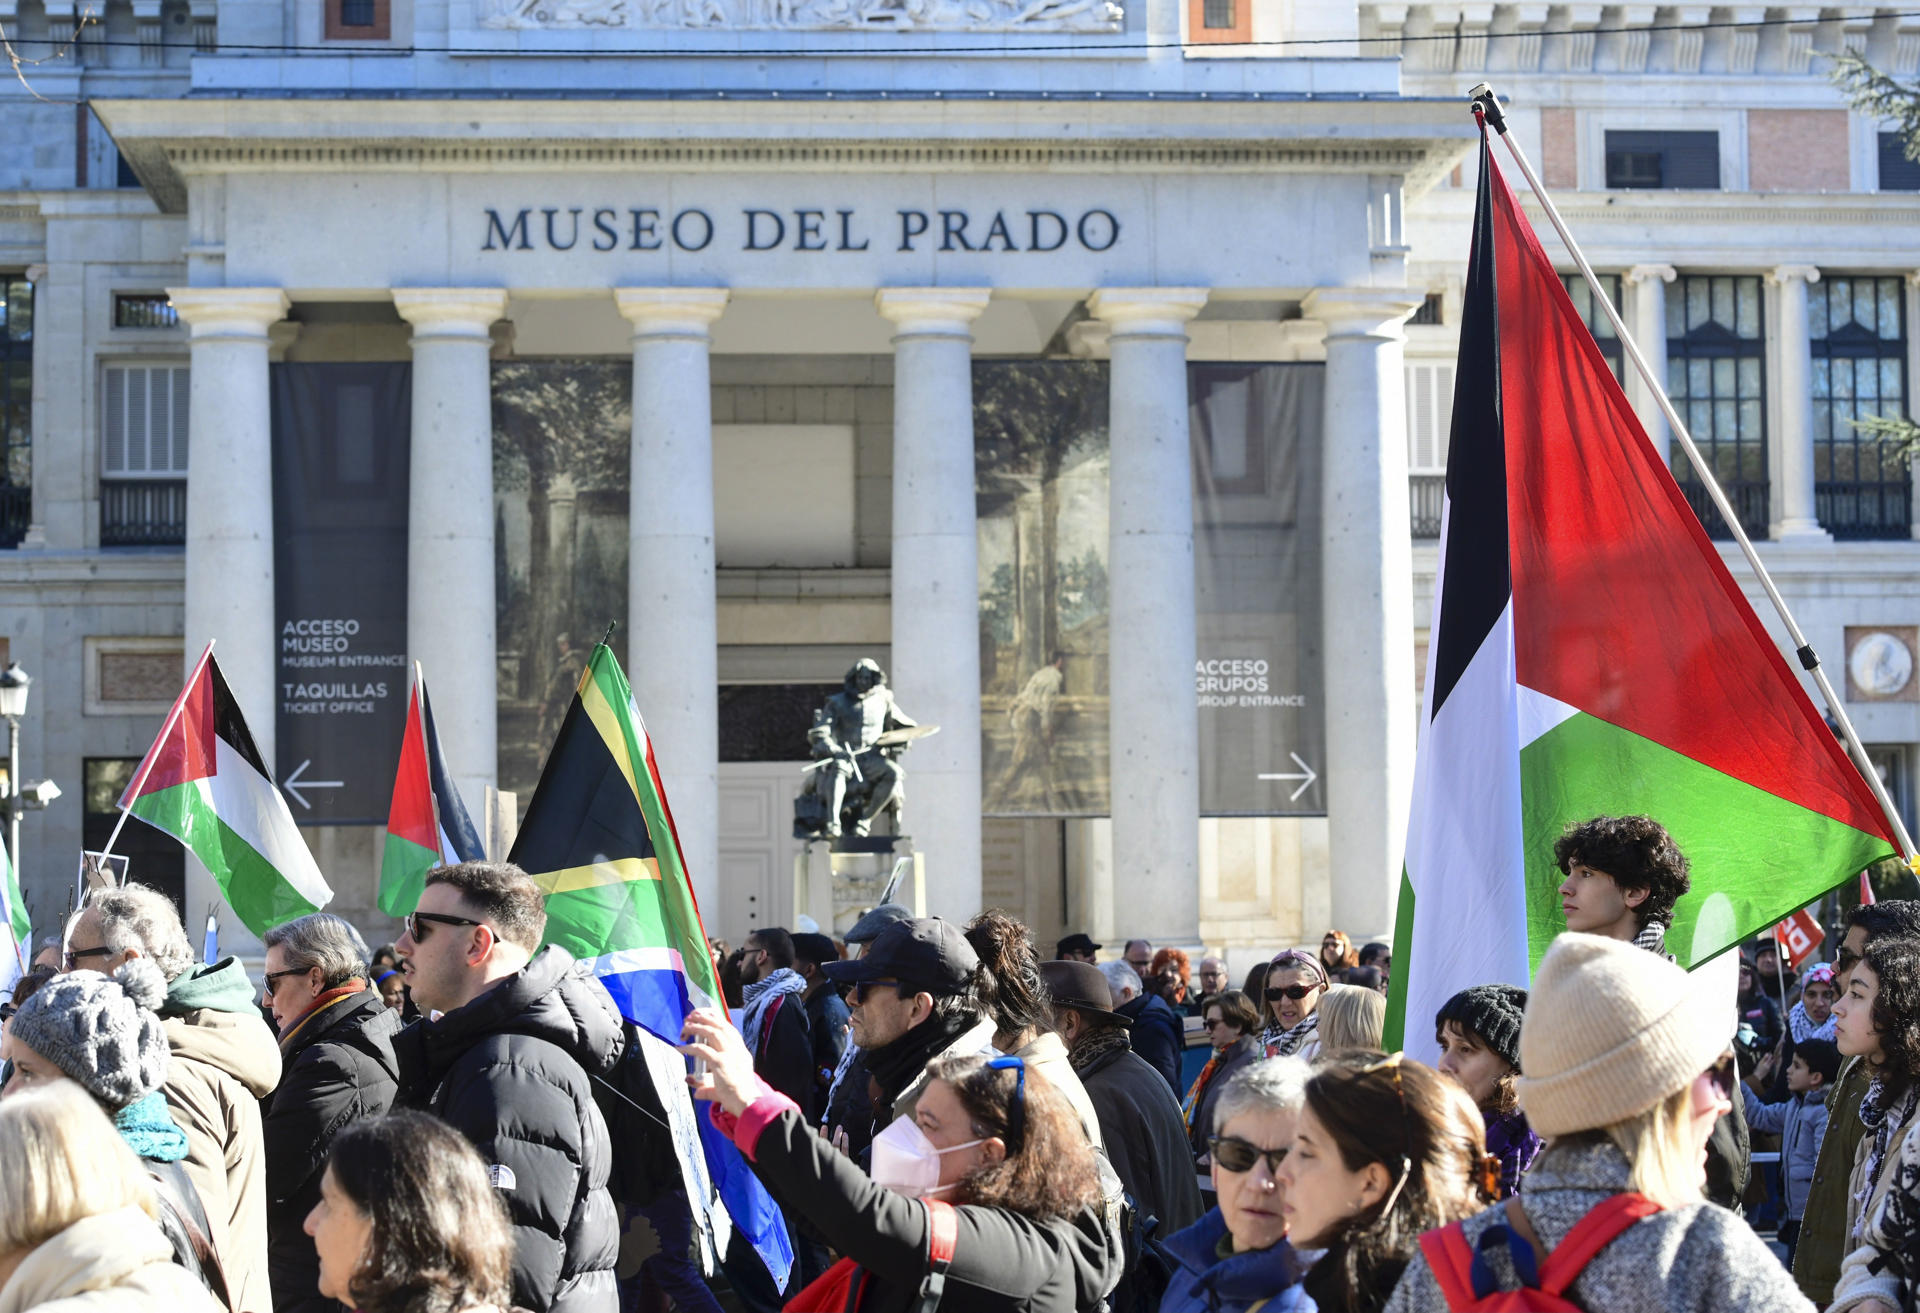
[874, 289, 990, 922]
[170, 286, 289, 946]
[1302, 287, 1425, 941]
[1623, 264, 1675, 450]
[615, 288, 729, 919]
[392, 290, 508, 820]
[1088, 287, 1209, 945]
[1769, 265, 1831, 543]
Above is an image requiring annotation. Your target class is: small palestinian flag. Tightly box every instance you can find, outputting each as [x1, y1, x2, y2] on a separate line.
[120, 646, 332, 937]
[1387, 127, 1896, 1050]
[378, 666, 485, 918]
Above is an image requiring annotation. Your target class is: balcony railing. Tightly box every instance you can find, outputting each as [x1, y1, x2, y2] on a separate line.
[1410, 473, 1444, 538]
[1818, 480, 1914, 541]
[101, 478, 186, 547]
[0, 485, 26, 549]
[1678, 479, 1770, 541]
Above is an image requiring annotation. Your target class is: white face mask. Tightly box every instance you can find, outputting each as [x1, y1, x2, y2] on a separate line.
[870, 1115, 984, 1199]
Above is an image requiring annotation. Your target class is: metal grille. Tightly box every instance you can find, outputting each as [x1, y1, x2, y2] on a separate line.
[1202, 0, 1234, 27]
[0, 278, 31, 549]
[1560, 273, 1624, 380]
[1812, 275, 1910, 541]
[113, 294, 178, 329]
[100, 479, 187, 547]
[1667, 274, 1768, 540]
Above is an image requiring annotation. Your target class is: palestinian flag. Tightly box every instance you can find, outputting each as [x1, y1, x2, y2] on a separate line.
[1387, 128, 1896, 1051]
[0, 838, 27, 990]
[510, 641, 792, 1291]
[378, 666, 485, 917]
[119, 646, 332, 937]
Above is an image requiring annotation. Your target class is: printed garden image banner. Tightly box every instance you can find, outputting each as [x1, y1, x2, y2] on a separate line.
[975, 360, 1327, 818]
[485, 357, 1326, 816]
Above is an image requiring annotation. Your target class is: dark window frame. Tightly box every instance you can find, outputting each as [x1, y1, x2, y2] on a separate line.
[1879, 132, 1920, 192]
[0, 277, 31, 550]
[1667, 274, 1768, 540]
[325, 0, 390, 39]
[113, 293, 179, 330]
[1604, 129, 1721, 190]
[1812, 275, 1911, 541]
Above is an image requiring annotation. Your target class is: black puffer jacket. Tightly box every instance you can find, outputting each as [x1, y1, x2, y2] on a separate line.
[263, 989, 402, 1313]
[394, 946, 624, 1313]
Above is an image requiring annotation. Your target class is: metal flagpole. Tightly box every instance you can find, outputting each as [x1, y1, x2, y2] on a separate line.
[1468, 83, 1918, 864]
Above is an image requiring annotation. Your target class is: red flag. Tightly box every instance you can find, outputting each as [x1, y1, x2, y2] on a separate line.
[1773, 909, 1825, 970]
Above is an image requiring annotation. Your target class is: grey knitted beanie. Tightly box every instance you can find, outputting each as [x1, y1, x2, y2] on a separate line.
[1436, 983, 1528, 1071]
[8, 957, 169, 1110]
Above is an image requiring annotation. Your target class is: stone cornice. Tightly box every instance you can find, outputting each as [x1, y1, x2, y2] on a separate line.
[94, 96, 1479, 213]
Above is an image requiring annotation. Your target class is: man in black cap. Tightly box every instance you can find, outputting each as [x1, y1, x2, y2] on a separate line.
[822, 917, 996, 1139]
[818, 902, 914, 1160]
[1042, 957, 1203, 1309]
[791, 931, 849, 1112]
[1056, 932, 1102, 962]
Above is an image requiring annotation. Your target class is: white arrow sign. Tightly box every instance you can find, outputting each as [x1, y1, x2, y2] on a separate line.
[281, 759, 345, 811]
[1257, 752, 1319, 802]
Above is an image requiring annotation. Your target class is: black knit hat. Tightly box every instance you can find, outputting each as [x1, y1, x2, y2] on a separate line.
[1435, 983, 1527, 1072]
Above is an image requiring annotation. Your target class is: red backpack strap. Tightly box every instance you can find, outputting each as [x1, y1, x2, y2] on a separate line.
[1416, 1222, 1482, 1311]
[911, 1199, 959, 1313]
[1535, 1193, 1663, 1297]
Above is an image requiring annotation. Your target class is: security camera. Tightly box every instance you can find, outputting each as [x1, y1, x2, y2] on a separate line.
[20, 779, 60, 807]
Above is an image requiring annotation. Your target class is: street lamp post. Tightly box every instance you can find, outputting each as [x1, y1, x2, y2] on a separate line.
[0, 663, 30, 876]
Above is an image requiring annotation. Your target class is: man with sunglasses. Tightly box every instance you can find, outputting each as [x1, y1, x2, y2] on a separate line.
[819, 917, 997, 1144]
[1795, 898, 1920, 1304]
[391, 862, 624, 1313]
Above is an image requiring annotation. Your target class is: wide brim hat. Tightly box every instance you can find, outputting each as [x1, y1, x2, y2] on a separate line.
[1039, 960, 1131, 1025]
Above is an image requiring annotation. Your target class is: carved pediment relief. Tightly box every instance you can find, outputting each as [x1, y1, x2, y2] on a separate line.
[480, 0, 1122, 33]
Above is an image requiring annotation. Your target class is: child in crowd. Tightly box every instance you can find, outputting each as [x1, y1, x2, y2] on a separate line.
[1742, 1037, 1839, 1266]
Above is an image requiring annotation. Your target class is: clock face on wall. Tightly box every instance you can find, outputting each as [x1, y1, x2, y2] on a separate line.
[1848, 629, 1918, 701]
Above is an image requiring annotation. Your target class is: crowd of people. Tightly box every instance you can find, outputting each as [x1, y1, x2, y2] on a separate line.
[0, 813, 1915, 1312]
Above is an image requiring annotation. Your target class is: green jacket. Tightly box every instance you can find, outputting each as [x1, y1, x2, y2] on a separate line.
[1793, 1052, 1873, 1302]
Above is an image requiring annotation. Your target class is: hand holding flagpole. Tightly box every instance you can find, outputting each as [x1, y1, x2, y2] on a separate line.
[1467, 83, 1917, 864]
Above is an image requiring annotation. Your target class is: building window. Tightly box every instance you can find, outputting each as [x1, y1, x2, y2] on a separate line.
[1202, 0, 1232, 26]
[114, 294, 178, 329]
[101, 363, 189, 547]
[1409, 293, 1444, 326]
[1405, 361, 1454, 538]
[1560, 273, 1624, 379]
[1813, 276, 1910, 540]
[1604, 130, 1720, 190]
[1880, 132, 1920, 192]
[84, 758, 186, 912]
[1186, 0, 1247, 42]
[0, 278, 31, 551]
[326, 0, 390, 37]
[1667, 275, 1767, 539]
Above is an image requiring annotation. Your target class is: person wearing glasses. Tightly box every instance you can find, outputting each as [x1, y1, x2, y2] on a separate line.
[61, 883, 279, 1313]
[1181, 988, 1264, 1168]
[390, 862, 624, 1313]
[1797, 899, 1920, 1306]
[1260, 950, 1327, 1060]
[683, 1011, 1118, 1313]
[258, 913, 402, 1313]
[1381, 933, 1808, 1313]
[1161, 1056, 1314, 1313]
[1826, 933, 1920, 1313]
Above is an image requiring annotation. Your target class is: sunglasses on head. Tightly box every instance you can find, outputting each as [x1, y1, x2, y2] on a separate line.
[1209, 1134, 1288, 1174]
[1266, 983, 1320, 1002]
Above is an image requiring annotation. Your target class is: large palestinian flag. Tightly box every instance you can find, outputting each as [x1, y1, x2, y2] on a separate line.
[119, 646, 332, 936]
[510, 641, 792, 1291]
[378, 666, 486, 917]
[1387, 128, 1896, 1052]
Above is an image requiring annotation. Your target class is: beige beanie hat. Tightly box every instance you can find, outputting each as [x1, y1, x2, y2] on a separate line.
[1514, 932, 1730, 1138]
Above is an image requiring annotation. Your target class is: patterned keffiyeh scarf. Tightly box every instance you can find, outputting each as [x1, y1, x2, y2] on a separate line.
[1856, 1078, 1920, 1245]
[741, 967, 807, 1058]
[1262, 1011, 1319, 1058]
[1788, 1000, 1838, 1046]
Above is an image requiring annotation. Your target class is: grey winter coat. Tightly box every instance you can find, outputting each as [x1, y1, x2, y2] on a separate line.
[1741, 1083, 1830, 1223]
[1382, 1140, 1813, 1313]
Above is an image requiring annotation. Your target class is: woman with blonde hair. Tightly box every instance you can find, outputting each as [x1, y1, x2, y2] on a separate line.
[1383, 934, 1810, 1312]
[0, 1082, 221, 1313]
[1317, 985, 1387, 1054]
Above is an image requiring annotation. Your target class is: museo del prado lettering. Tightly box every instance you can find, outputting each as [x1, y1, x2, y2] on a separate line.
[480, 204, 1122, 254]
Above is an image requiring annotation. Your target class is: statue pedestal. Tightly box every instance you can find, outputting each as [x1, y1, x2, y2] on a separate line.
[795, 841, 925, 936]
